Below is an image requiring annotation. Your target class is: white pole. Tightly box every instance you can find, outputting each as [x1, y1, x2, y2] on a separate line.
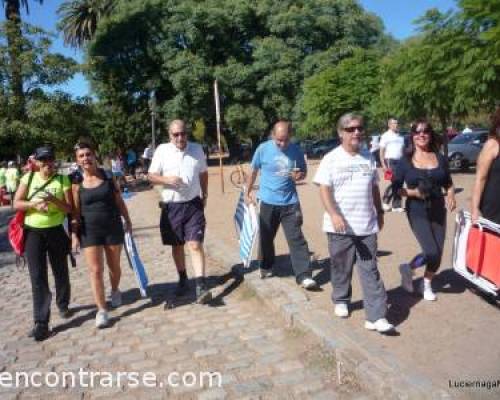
[214, 80, 224, 193]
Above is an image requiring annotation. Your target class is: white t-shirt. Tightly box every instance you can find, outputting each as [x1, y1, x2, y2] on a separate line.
[313, 146, 379, 236]
[149, 142, 208, 203]
[379, 130, 404, 160]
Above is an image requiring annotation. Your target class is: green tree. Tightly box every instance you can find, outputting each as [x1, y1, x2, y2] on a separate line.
[298, 49, 381, 137]
[0, 22, 78, 157]
[1, 0, 43, 120]
[57, 0, 115, 48]
[378, 7, 500, 154]
[83, 0, 389, 146]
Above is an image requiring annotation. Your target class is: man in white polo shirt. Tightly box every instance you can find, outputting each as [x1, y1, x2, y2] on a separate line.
[379, 118, 405, 212]
[148, 119, 211, 304]
[313, 113, 393, 334]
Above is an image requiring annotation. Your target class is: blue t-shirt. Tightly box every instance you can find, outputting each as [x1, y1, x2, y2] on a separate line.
[251, 140, 307, 206]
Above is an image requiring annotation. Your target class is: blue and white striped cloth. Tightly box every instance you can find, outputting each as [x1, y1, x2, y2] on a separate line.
[234, 191, 260, 267]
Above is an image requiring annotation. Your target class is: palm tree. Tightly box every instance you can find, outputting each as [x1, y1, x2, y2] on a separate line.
[57, 0, 115, 49]
[1, 0, 44, 120]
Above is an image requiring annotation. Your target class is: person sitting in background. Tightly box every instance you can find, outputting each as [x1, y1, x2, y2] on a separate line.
[471, 108, 500, 225]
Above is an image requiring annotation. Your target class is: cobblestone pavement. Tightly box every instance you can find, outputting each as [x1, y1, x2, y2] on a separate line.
[0, 190, 365, 400]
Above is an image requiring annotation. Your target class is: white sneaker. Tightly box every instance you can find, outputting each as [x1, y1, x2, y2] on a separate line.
[392, 207, 405, 213]
[364, 318, 394, 333]
[399, 264, 414, 293]
[382, 203, 392, 212]
[111, 290, 122, 308]
[300, 277, 318, 290]
[95, 310, 109, 329]
[334, 303, 349, 318]
[420, 279, 437, 301]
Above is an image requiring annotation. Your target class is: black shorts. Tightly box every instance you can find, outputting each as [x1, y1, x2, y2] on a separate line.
[80, 216, 124, 248]
[160, 197, 206, 246]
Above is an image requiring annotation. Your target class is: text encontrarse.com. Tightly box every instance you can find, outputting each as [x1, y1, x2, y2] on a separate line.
[0, 369, 222, 389]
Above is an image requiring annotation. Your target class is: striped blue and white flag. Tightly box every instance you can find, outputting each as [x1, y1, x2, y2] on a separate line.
[234, 190, 260, 268]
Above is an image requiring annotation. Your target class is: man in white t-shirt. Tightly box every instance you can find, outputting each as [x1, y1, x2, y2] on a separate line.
[148, 119, 211, 304]
[313, 113, 393, 334]
[379, 118, 405, 212]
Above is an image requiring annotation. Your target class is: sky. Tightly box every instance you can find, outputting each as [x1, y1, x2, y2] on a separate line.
[1, 0, 459, 98]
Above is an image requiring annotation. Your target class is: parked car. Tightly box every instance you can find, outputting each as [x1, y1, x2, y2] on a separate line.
[310, 138, 340, 158]
[448, 130, 489, 171]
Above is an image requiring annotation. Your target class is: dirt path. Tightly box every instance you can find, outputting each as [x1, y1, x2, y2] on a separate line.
[204, 162, 500, 398]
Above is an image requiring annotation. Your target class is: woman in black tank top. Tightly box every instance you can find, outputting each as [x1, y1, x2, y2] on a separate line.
[71, 142, 132, 329]
[472, 109, 500, 225]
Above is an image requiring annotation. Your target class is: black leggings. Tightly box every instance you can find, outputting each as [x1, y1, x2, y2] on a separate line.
[25, 225, 71, 324]
[407, 200, 446, 274]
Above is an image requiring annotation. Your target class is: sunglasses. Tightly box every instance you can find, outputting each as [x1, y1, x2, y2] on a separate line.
[413, 128, 432, 135]
[171, 131, 187, 138]
[343, 126, 364, 133]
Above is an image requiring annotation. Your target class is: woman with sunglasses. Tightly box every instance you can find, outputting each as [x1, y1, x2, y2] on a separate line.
[71, 142, 132, 328]
[392, 120, 456, 301]
[13, 146, 73, 341]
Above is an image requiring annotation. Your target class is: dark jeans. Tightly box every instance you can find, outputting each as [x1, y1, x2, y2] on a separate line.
[25, 225, 71, 324]
[259, 201, 312, 283]
[383, 158, 402, 209]
[407, 200, 446, 274]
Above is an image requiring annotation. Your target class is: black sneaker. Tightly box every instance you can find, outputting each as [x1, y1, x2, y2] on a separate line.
[195, 285, 212, 304]
[175, 279, 189, 297]
[32, 323, 50, 341]
[58, 308, 73, 319]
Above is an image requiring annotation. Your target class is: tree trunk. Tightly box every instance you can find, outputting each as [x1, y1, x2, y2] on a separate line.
[5, 1, 26, 121]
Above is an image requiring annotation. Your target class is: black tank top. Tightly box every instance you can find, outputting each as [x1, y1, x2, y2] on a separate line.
[79, 170, 120, 228]
[480, 150, 500, 224]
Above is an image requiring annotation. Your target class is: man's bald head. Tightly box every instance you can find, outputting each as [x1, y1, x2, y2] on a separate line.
[272, 121, 292, 150]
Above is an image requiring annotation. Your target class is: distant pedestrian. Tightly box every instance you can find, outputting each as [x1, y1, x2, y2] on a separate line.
[13, 146, 73, 341]
[126, 148, 137, 178]
[71, 142, 132, 328]
[111, 151, 125, 190]
[314, 113, 393, 334]
[5, 161, 20, 207]
[148, 119, 212, 304]
[246, 121, 317, 290]
[380, 118, 405, 212]
[0, 161, 6, 205]
[393, 120, 456, 301]
[141, 143, 153, 173]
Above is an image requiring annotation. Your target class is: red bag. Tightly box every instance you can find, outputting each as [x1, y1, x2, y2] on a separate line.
[384, 169, 393, 181]
[466, 226, 500, 286]
[8, 211, 26, 256]
[7, 172, 55, 262]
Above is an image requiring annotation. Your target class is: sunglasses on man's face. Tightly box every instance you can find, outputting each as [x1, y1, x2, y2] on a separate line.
[343, 126, 364, 133]
[171, 131, 187, 138]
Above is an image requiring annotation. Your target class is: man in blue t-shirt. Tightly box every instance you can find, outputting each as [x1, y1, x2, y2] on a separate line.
[246, 121, 317, 290]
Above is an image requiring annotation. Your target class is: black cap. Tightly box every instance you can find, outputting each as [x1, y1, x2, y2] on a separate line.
[34, 146, 55, 160]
